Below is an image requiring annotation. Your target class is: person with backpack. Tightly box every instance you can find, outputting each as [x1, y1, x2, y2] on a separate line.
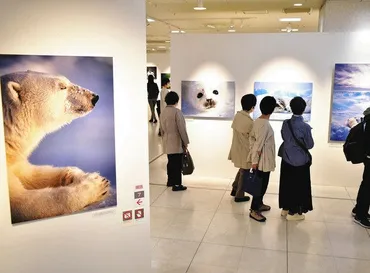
[349, 107, 370, 228]
[278, 97, 314, 221]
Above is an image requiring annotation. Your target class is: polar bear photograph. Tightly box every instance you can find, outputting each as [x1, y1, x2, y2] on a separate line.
[0, 55, 117, 224]
[253, 81, 313, 121]
[181, 80, 235, 119]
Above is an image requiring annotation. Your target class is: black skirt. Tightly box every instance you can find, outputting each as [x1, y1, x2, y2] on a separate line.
[279, 160, 313, 214]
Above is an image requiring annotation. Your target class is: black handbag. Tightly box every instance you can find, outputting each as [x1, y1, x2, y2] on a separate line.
[287, 119, 312, 167]
[243, 169, 263, 197]
[182, 150, 194, 175]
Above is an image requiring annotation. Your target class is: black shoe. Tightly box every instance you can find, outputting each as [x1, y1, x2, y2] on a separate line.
[351, 208, 370, 219]
[158, 131, 162, 136]
[230, 189, 236, 197]
[235, 196, 250, 203]
[354, 217, 370, 229]
[172, 185, 187, 192]
[153, 119, 158, 123]
[149, 119, 153, 123]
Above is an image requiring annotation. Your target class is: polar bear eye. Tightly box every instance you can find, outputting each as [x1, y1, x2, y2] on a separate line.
[213, 90, 219, 95]
[197, 93, 203, 99]
[59, 83, 67, 90]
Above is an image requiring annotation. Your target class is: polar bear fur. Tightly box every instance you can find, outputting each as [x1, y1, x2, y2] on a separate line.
[1, 71, 110, 224]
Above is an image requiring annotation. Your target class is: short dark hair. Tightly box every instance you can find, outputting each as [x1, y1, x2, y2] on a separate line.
[162, 78, 170, 87]
[148, 74, 155, 83]
[241, 94, 257, 111]
[165, 91, 179, 105]
[290, 97, 306, 115]
[260, 96, 277, 115]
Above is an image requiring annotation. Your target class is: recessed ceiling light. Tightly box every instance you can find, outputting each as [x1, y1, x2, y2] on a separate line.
[294, 3, 303, 7]
[158, 46, 166, 49]
[147, 18, 155, 22]
[180, 30, 186, 33]
[207, 24, 216, 29]
[279, 18, 301, 22]
[281, 28, 299, 32]
[151, 49, 156, 51]
[194, 0, 206, 10]
[165, 40, 170, 43]
[171, 30, 180, 33]
[228, 29, 236, 33]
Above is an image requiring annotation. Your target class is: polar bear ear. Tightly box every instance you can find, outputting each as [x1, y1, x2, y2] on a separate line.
[7, 81, 22, 103]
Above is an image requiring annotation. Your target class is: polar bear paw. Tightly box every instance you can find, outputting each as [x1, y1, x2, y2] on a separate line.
[61, 167, 85, 186]
[77, 172, 110, 206]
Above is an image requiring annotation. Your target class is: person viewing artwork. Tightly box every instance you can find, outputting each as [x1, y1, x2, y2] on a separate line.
[158, 77, 171, 136]
[147, 74, 159, 123]
[278, 97, 314, 221]
[248, 96, 277, 222]
[160, 91, 189, 191]
[228, 94, 257, 203]
[352, 107, 370, 229]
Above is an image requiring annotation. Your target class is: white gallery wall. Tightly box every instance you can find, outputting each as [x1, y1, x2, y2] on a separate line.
[0, 1, 151, 273]
[171, 32, 370, 187]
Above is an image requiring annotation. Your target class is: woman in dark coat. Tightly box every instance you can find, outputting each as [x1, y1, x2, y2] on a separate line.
[147, 75, 159, 123]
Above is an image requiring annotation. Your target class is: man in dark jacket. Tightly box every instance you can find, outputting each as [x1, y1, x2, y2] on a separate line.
[147, 75, 159, 123]
[352, 107, 370, 228]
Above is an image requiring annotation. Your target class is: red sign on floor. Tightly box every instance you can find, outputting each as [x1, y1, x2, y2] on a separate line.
[122, 210, 133, 221]
[135, 208, 144, 220]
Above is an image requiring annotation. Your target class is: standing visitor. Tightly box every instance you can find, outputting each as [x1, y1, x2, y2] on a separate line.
[160, 91, 189, 191]
[352, 107, 370, 228]
[158, 78, 171, 136]
[278, 97, 314, 221]
[228, 94, 257, 203]
[248, 96, 277, 222]
[147, 74, 159, 123]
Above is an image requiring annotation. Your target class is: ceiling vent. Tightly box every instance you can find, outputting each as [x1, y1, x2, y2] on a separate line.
[283, 8, 312, 14]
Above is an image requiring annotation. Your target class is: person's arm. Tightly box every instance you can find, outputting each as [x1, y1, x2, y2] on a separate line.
[176, 110, 190, 148]
[303, 126, 314, 150]
[250, 124, 268, 168]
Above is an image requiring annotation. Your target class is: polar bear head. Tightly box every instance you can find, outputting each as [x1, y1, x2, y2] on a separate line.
[1, 70, 99, 134]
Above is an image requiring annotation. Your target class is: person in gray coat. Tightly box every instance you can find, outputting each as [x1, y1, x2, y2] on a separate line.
[160, 91, 189, 191]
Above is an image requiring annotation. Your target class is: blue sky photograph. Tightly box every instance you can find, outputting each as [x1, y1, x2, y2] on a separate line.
[330, 64, 370, 141]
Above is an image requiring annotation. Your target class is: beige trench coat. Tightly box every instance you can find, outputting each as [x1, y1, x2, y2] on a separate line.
[248, 118, 276, 172]
[160, 105, 190, 154]
[228, 111, 254, 169]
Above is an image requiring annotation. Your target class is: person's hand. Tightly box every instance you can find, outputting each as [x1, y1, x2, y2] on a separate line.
[252, 164, 258, 169]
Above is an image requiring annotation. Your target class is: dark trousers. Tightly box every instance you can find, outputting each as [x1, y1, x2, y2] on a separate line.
[148, 99, 157, 121]
[251, 171, 270, 211]
[232, 169, 246, 198]
[167, 154, 183, 186]
[355, 161, 370, 219]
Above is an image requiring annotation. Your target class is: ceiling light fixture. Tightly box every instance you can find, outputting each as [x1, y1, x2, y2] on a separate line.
[207, 24, 216, 29]
[147, 18, 155, 22]
[194, 0, 206, 11]
[165, 40, 170, 43]
[279, 18, 301, 22]
[171, 30, 185, 34]
[158, 46, 166, 49]
[294, 3, 303, 7]
[228, 25, 236, 33]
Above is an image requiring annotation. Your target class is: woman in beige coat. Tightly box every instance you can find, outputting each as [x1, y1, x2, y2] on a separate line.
[228, 94, 257, 202]
[160, 91, 189, 191]
[249, 96, 277, 222]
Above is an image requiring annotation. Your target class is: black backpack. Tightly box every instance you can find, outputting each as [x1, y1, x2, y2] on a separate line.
[343, 121, 366, 164]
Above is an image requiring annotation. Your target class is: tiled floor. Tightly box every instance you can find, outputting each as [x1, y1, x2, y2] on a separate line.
[148, 127, 370, 273]
[150, 182, 370, 273]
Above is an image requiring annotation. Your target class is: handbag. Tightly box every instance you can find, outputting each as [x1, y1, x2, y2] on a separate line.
[243, 169, 263, 197]
[287, 119, 312, 167]
[182, 149, 194, 175]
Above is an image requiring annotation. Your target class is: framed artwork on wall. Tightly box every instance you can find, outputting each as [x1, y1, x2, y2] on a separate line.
[0, 54, 117, 224]
[253, 81, 313, 121]
[147, 66, 157, 79]
[330, 63, 370, 141]
[181, 80, 235, 119]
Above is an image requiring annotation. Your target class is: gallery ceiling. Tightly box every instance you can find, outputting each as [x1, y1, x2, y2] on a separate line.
[146, 0, 326, 53]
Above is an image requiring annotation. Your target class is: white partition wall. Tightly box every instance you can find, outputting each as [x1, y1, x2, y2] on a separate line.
[171, 32, 370, 187]
[0, 1, 151, 273]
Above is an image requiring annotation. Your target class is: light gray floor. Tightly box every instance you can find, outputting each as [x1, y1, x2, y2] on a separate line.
[148, 120, 370, 273]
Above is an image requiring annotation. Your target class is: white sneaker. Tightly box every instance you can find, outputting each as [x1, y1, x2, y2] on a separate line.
[281, 210, 289, 217]
[286, 213, 305, 221]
